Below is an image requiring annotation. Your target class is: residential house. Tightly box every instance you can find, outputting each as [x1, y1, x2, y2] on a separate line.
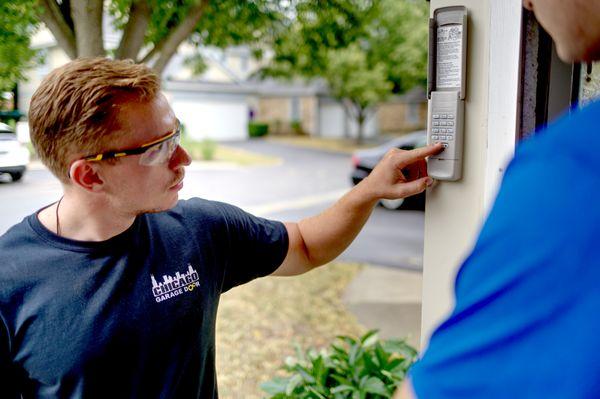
[18, 25, 427, 142]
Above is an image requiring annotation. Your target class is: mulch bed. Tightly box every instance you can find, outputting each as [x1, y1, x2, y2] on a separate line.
[216, 262, 365, 398]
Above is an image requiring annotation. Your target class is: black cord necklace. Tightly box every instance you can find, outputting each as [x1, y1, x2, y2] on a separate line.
[55, 196, 64, 236]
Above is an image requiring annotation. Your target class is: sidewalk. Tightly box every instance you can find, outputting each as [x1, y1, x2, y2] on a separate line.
[343, 264, 422, 348]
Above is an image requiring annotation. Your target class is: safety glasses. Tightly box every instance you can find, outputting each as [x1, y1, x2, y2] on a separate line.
[81, 119, 181, 166]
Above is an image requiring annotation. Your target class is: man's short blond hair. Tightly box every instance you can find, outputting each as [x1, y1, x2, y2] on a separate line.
[29, 57, 160, 182]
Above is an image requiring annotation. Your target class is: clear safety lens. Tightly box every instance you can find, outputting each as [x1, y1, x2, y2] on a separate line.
[139, 133, 180, 166]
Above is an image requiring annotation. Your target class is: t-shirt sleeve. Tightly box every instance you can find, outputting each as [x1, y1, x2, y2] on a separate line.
[409, 136, 600, 397]
[213, 202, 289, 292]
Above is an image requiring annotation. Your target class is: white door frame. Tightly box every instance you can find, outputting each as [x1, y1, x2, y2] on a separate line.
[483, 0, 523, 213]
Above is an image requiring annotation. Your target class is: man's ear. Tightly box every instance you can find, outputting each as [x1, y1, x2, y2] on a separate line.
[69, 160, 105, 192]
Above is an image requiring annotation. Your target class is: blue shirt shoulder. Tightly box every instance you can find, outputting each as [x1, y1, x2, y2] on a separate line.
[410, 100, 600, 398]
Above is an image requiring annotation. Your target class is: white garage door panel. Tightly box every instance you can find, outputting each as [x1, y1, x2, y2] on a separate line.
[172, 101, 248, 141]
[319, 103, 378, 139]
[320, 103, 346, 138]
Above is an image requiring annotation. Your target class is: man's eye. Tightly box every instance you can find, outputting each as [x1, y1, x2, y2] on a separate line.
[144, 143, 165, 160]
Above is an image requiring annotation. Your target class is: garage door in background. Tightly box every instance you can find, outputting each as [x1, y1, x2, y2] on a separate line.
[169, 96, 249, 141]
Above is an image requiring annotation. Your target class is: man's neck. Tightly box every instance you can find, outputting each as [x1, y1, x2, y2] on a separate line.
[38, 192, 136, 242]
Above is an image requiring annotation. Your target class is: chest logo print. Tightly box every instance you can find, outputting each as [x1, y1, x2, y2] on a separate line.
[150, 264, 200, 303]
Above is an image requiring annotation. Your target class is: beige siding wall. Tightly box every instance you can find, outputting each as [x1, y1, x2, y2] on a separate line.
[300, 97, 318, 135]
[258, 96, 427, 137]
[257, 96, 318, 135]
[257, 97, 291, 134]
[418, 103, 429, 129]
[377, 102, 427, 133]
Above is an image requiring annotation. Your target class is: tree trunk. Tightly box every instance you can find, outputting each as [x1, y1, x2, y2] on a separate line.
[356, 110, 365, 145]
[341, 100, 356, 139]
[115, 0, 151, 60]
[71, 0, 105, 57]
[37, 0, 206, 75]
[37, 0, 77, 59]
[147, 0, 209, 75]
[12, 84, 19, 112]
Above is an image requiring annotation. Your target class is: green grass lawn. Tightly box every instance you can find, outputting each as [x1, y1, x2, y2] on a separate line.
[181, 138, 280, 166]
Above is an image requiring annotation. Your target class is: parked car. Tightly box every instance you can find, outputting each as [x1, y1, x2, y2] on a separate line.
[0, 122, 29, 182]
[351, 131, 427, 210]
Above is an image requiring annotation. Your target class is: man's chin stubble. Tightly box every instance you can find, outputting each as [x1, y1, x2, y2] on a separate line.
[136, 196, 179, 216]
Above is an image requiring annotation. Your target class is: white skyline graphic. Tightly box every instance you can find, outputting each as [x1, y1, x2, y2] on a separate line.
[151, 264, 199, 297]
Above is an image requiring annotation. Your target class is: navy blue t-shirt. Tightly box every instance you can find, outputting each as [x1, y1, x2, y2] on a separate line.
[410, 101, 600, 397]
[0, 198, 289, 398]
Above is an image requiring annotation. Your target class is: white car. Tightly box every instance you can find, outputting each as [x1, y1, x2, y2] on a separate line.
[0, 122, 29, 182]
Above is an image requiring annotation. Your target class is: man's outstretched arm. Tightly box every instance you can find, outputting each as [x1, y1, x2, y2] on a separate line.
[271, 143, 443, 276]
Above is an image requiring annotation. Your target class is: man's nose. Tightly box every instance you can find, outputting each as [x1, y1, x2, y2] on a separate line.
[170, 145, 192, 168]
[523, 0, 534, 11]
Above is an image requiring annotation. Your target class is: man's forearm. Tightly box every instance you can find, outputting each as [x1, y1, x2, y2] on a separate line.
[297, 180, 379, 267]
[291, 144, 440, 270]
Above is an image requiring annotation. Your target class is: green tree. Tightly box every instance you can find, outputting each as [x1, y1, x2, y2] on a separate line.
[262, 0, 429, 143]
[3, 0, 286, 81]
[0, 1, 41, 93]
[326, 45, 393, 143]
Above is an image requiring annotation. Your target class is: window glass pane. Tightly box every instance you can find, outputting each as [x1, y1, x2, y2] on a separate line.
[579, 62, 600, 107]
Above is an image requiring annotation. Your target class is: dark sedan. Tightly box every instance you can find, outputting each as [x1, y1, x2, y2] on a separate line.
[351, 131, 427, 210]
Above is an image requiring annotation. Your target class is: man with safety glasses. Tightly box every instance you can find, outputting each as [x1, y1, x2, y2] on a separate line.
[80, 119, 181, 164]
[0, 57, 441, 398]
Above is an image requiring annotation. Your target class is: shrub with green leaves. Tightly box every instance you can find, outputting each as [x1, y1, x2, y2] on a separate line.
[290, 120, 304, 135]
[199, 138, 217, 160]
[261, 330, 417, 399]
[249, 122, 269, 137]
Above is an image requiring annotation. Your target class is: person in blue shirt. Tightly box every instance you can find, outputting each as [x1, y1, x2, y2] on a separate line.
[397, 0, 600, 397]
[0, 57, 441, 398]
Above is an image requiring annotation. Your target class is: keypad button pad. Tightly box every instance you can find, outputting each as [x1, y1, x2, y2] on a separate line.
[431, 112, 456, 144]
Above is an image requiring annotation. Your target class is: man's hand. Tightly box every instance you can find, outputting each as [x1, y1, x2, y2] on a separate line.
[361, 143, 444, 202]
[271, 142, 444, 277]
